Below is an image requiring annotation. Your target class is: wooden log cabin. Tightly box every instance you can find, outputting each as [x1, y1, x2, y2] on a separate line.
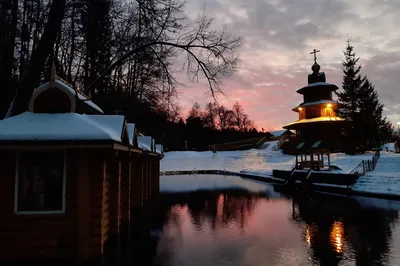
[0, 75, 164, 263]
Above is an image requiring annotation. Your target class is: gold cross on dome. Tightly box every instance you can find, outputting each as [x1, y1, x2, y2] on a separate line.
[310, 49, 320, 62]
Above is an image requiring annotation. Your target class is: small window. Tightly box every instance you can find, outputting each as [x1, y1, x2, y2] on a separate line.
[322, 107, 333, 116]
[14, 151, 66, 214]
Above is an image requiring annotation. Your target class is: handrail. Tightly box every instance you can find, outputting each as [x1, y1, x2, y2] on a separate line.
[349, 150, 380, 176]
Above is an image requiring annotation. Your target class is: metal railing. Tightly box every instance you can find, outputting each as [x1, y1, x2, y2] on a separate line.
[349, 150, 380, 176]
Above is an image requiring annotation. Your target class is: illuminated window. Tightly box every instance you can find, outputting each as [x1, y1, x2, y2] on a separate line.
[299, 107, 306, 119]
[322, 107, 333, 116]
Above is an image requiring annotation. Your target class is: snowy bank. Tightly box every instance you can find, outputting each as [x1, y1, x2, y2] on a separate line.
[161, 143, 400, 198]
[161, 141, 294, 175]
[160, 174, 271, 193]
[352, 152, 400, 196]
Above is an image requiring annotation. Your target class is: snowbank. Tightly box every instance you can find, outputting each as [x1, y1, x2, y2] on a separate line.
[160, 174, 270, 193]
[160, 144, 294, 175]
[161, 143, 400, 197]
[352, 153, 400, 196]
[161, 144, 373, 175]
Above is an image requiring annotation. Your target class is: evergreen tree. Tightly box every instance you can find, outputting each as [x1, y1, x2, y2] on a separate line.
[338, 39, 364, 121]
[339, 40, 391, 151]
[358, 78, 392, 149]
[338, 40, 365, 152]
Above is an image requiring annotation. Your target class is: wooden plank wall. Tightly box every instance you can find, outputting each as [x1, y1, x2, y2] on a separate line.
[0, 149, 161, 262]
[0, 151, 77, 260]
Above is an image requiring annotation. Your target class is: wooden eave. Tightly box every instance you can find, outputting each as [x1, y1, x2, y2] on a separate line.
[296, 84, 339, 95]
[141, 150, 159, 157]
[0, 140, 142, 152]
[113, 143, 142, 153]
[283, 119, 348, 130]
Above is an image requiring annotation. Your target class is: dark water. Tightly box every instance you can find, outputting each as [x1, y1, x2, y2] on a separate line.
[143, 175, 400, 266]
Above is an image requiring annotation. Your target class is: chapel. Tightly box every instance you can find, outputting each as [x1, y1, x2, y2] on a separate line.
[282, 50, 348, 153]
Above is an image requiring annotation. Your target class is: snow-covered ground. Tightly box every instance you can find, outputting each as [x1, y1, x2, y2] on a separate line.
[162, 141, 374, 175]
[352, 152, 400, 196]
[161, 142, 400, 197]
[161, 141, 294, 175]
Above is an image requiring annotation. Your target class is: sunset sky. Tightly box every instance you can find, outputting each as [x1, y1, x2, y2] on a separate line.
[177, 0, 400, 130]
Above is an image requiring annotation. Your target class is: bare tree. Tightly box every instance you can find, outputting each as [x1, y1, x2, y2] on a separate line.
[217, 105, 235, 130]
[232, 102, 254, 132]
[86, 6, 243, 99]
[5, 0, 66, 118]
[2, 0, 243, 119]
[201, 102, 217, 129]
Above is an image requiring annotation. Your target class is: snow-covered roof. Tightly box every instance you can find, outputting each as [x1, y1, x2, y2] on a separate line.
[0, 112, 125, 142]
[283, 116, 346, 129]
[302, 81, 338, 88]
[138, 136, 153, 152]
[268, 129, 289, 137]
[126, 123, 136, 146]
[156, 144, 164, 155]
[292, 100, 338, 111]
[29, 79, 103, 114]
[300, 99, 337, 107]
[297, 81, 339, 94]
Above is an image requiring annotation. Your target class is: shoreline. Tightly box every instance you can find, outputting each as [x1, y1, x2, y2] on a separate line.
[160, 170, 400, 201]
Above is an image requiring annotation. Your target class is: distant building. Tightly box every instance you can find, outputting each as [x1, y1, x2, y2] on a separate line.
[282, 52, 348, 153]
[267, 129, 294, 141]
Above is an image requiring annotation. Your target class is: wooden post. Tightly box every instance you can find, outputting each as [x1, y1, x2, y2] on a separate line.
[106, 153, 119, 260]
[327, 152, 331, 170]
[88, 153, 106, 258]
[77, 152, 91, 260]
[120, 156, 130, 225]
[128, 157, 132, 240]
[131, 155, 143, 208]
[310, 152, 314, 168]
[100, 156, 110, 256]
[321, 151, 324, 168]
[117, 159, 122, 236]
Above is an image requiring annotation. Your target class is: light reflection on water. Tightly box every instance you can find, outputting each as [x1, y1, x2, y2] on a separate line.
[148, 176, 400, 266]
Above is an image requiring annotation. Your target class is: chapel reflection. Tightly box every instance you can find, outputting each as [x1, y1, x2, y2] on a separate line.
[330, 221, 344, 254]
[291, 193, 399, 266]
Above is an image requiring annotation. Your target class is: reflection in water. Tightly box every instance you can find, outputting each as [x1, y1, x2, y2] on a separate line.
[135, 184, 400, 266]
[330, 221, 344, 254]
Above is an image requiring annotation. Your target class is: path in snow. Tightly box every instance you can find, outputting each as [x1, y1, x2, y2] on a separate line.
[352, 153, 400, 196]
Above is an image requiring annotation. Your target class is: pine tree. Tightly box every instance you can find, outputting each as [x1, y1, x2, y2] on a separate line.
[338, 40, 365, 152]
[338, 39, 364, 121]
[358, 78, 392, 149]
[339, 40, 391, 151]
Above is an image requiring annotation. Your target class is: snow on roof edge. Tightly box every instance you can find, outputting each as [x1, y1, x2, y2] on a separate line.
[0, 112, 124, 142]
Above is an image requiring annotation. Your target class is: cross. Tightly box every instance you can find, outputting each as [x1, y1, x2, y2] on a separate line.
[310, 49, 320, 63]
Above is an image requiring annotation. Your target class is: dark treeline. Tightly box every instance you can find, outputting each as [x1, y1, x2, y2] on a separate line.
[0, 0, 259, 151]
[117, 99, 263, 151]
